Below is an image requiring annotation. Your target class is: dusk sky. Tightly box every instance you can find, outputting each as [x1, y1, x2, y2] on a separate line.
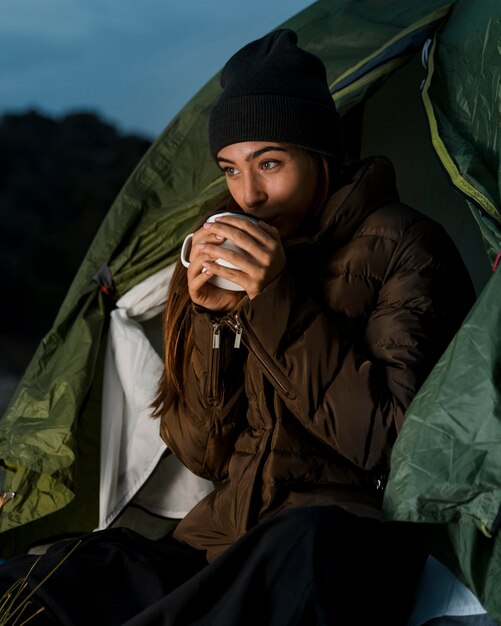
[1, 0, 315, 139]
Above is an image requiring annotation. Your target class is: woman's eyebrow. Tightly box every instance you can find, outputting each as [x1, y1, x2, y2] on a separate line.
[216, 146, 288, 165]
[216, 156, 236, 165]
[247, 146, 287, 161]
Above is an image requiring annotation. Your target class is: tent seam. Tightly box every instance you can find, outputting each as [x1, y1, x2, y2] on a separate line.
[421, 34, 500, 224]
[329, 5, 452, 91]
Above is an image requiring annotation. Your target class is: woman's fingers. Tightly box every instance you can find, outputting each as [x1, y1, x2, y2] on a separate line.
[199, 217, 285, 298]
[186, 255, 244, 311]
[203, 217, 278, 259]
[183, 215, 285, 303]
[187, 229, 224, 264]
[195, 234, 272, 277]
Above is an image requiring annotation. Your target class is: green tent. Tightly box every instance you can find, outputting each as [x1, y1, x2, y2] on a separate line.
[0, 0, 499, 621]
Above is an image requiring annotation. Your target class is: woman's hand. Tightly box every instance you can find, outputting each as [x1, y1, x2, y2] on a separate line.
[186, 214, 285, 310]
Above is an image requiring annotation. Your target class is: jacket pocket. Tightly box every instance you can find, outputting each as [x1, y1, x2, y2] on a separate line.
[226, 312, 295, 400]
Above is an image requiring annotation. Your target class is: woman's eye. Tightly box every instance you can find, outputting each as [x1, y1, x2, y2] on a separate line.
[223, 166, 238, 177]
[261, 160, 279, 171]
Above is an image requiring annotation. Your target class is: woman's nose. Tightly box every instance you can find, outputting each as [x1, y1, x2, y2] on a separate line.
[243, 173, 266, 209]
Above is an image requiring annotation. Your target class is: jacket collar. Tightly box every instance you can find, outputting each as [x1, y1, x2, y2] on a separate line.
[286, 155, 400, 253]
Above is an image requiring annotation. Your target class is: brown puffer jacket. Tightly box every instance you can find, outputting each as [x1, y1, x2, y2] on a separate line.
[161, 156, 475, 562]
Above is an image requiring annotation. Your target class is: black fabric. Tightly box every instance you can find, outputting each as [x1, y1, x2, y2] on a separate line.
[208, 29, 343, 159]
[0, 530, 207, 625]
[423, 616, 499, 626]
[0, 506, 426, 626]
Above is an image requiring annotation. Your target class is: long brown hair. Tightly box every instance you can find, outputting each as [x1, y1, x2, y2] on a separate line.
[151, 151, 333, 419]
[150, 193, 240, 417]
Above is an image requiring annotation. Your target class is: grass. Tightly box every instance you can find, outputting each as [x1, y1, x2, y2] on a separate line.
[0, 539, 82, 625]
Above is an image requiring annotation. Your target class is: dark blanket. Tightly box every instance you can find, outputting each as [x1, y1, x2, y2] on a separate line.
[0, 506, 426, 626]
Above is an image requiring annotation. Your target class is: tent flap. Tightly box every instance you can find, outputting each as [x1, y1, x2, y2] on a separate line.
[421, 0, 501, 233]
[384, 266, 501, 621]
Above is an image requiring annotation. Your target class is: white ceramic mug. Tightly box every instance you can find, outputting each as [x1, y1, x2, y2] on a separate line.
[180, 212, 259, 291]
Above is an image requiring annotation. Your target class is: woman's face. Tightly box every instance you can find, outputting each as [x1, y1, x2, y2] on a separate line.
[216, 141, 319, 240]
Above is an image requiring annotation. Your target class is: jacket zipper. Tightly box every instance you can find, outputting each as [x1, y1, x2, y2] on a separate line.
[226, 312, 294, 399]
[208, 321, 221, 403]
[233, 322, 243, 348]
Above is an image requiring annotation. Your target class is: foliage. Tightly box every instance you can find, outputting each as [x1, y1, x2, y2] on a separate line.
[0, 109, 151, 377]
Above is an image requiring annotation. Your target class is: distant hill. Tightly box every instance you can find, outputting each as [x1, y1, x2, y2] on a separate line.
[0, 109, 152, 388]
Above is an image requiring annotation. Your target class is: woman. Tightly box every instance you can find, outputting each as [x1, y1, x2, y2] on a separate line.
[152, 27, 475, 563]
[0, 28, 475, 626]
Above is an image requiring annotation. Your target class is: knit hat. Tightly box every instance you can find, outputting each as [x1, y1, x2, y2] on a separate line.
[208, 28, 342, 159]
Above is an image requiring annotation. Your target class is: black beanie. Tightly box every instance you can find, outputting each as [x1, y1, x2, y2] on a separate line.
[208, 28, 342, 159]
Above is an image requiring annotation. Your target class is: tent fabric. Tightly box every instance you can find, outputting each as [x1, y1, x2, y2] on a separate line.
[382, 1, 501, 621]
[383, 265, 501, 623]
[0, 0, 463, 548]
[0, 0, 499, 620]
[419, 0, 501, 261]
[329, 4, 452, 114]
[384, 267, 501, 534]
[99, 264, 214, 529]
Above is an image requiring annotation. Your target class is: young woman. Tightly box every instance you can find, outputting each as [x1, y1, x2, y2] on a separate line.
[152, 28, 475, 566]
[0, 28, 475, 626]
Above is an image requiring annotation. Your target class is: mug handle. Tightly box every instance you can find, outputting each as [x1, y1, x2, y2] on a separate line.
[180, 233, 193, 268]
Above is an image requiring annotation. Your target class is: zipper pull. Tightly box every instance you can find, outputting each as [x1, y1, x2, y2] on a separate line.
[212, 323, 221, 349]
[234, 324, 243, 349]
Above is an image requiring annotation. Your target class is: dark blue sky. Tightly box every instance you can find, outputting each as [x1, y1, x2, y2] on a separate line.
[0, 0, 314, 139]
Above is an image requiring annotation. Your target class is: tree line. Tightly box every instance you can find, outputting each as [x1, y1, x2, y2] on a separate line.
[0, 109, 152, 380]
